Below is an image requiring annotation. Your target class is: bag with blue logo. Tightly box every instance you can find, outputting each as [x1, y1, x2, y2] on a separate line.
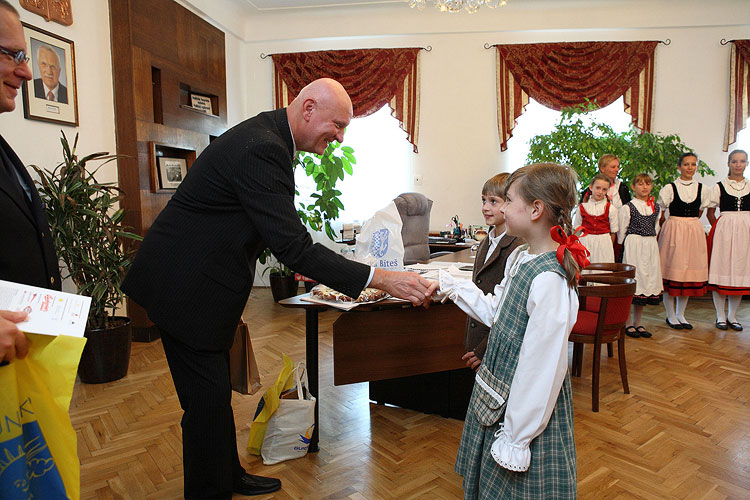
[355, 201, 404, 271]
[0, 333, 86, 500]
[259, 361, 316, 465]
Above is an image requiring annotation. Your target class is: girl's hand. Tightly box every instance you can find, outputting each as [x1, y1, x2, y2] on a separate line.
[421, 280, 440, 309]
[462, 351, 481, 371]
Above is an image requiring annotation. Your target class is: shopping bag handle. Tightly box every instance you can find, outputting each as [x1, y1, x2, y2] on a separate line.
[293, 362, 310, 401]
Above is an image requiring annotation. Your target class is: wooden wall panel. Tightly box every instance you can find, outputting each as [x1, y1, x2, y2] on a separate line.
[109, 0, 227, 338]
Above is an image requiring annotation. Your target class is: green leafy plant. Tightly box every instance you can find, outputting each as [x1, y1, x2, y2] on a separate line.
[526, 101, 714, 194]
[258, 140, 356, 278]
[32, 132, 142, 329]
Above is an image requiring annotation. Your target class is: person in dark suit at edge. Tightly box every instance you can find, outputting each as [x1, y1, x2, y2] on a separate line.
[0, 0, 62, 363]
[122, 78, 438, 499]
[32, 43, 68, 103]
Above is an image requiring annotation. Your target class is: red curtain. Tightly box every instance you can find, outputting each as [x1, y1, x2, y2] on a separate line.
[272, 48, 421, 152]
[723, 40, 750, 151]
[495, 41, 657, 151]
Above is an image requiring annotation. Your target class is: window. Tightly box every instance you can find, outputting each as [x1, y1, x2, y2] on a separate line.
[502, 97, 633, 172]
[295, 106, 414, 234]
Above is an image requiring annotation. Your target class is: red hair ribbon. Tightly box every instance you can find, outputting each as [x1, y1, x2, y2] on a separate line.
[646, 195, 656, 213]
[550, 225, 590, 277]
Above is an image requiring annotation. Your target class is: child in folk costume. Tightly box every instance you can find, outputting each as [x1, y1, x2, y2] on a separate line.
[618, 174, 662, 338]
[581, 154, 631, 210]
[657, 152, 710, 330]
[706, 149, 749, 331]
[432, 163, 586, 499]
[574, 173, 618, 265]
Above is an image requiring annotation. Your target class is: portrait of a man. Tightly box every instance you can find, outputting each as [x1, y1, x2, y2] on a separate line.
[31, 41, 67, 103]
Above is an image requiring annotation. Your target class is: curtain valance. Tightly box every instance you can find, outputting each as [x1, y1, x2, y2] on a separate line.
[272, 48, 421, 152]
[723, 40, 750, 151]
[495, 41, 657, 151]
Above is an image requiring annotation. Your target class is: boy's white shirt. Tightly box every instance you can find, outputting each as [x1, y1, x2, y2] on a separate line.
[484, 229, 506, 265]
[436, 246, 578, 471]
[617, 198, 660, 244]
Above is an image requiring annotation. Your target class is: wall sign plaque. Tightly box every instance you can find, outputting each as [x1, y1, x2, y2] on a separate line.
[20, 0, 73, 27]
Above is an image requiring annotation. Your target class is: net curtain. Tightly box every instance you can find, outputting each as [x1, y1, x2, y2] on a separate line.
[494, 41, 658, 151]
[723, 40, 750, 152]
[271, 48, 421, 152]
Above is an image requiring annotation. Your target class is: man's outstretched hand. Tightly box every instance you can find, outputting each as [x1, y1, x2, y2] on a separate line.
[370, 268, 439, 306]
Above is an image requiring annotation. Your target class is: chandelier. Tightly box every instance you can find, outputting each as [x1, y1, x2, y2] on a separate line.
[407, 0, 508, 14]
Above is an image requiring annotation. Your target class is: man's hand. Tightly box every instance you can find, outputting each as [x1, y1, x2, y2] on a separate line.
[462, 351, 481, 371]
[0, 310, 29, 363]
[370, 268, 439, 306]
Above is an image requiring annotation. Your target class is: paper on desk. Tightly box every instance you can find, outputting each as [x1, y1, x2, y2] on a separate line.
[405, 263, 474, 280]
[0, 279, 91, 337]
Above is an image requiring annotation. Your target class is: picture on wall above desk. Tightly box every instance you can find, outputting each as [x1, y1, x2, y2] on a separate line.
[157, 157, 187, 190]
[20, 22, 78, 126]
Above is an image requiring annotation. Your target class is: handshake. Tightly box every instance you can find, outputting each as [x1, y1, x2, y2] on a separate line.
[369, 268, 440, 306]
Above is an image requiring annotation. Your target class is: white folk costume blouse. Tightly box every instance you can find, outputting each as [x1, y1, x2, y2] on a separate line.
[657, 179, 711, 213]
[616, 198, 661, 243]
[435, 247, 578, 470]
[573, 197, 619, 233]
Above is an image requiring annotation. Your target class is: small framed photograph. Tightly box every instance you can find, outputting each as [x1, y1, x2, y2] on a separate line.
[157, 157, 187, 190]
[190, 93, 213, 114]
[21, 22, 78, 126]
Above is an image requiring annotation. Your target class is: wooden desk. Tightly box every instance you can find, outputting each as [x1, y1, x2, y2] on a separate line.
[278, 250, 471, 451]
[428, 242, 474, 253]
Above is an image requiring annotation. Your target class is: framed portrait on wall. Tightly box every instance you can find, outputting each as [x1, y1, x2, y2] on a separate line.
[20, 22, 78, 126]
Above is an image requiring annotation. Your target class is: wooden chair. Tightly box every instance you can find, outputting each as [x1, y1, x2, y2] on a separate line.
[570, 275, 636, 412]
[581, 262, 636, 357]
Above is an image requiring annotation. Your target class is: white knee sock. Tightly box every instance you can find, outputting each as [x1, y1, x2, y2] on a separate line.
[713, 291, 727, 322]
[727, 295, 743, 323]
[676, 296, 689, 323]
[663, 293, 678, 323]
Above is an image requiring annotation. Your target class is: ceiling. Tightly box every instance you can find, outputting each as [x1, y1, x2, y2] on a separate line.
[242, 0, 402, 11]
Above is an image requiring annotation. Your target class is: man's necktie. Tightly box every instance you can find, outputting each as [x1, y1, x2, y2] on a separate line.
[47, 91, 54, 101]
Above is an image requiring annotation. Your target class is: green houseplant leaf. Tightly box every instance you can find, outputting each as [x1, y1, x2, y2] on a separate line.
[31, 132, 142, 329]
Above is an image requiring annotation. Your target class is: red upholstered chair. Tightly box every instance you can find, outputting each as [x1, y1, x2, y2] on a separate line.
[581, 262, 636, 358]
[570, 275, 636, 412]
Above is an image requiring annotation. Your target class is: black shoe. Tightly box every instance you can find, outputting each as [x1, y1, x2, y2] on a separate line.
[665, 318, 683, 330]
[233, 473, 282, 496]
[716, 321, 728, 331]
[636, 326, 652, 338]
[680, 322, 693, 330]
[728, 321, 743, 331]
[625, 326, 640, 338]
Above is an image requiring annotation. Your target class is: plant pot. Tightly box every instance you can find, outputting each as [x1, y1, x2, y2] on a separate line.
[78, 316, 132, 384]
[269, 273, 299, 302]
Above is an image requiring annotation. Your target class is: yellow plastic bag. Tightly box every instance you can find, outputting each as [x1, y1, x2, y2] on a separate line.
[246, 353, 295, 455]
[0, 333, 87, 500]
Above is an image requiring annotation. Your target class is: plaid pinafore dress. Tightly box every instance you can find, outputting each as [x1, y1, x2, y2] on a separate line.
[455, 251, 577, 499]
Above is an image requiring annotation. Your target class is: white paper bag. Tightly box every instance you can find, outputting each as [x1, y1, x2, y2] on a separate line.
[260, 362, 316, 465]
[354, 201, 405, 271]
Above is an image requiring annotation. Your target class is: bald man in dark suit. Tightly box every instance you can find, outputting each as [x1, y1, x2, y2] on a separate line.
[123, 78, 436, 499]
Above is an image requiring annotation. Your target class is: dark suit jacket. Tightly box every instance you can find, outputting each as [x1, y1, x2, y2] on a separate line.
[122, 109, 371, 351]
[463, 231, 522, 360]
[0, 134, 61, 290]
[33, 78, 68, 104]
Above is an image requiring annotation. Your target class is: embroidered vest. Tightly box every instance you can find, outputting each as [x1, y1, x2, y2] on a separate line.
[718, 182, 750, 212]
[625, 202, 660, 237]
[579, 202, 611, 235]
[668, 182, 702, 217]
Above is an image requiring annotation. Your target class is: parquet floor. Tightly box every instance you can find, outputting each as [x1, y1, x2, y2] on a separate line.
[70, 291, 750, 499]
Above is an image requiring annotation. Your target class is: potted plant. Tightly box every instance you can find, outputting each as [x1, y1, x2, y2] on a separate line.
[32, 132, 142, 383]
[526, 101, 714, 193]
[259, 140, 357, 300]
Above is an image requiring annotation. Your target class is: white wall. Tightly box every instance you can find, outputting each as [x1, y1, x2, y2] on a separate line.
[235, 0, 750, 239]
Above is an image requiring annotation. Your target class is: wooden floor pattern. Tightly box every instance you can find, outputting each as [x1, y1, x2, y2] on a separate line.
[70, 291, 750, 499]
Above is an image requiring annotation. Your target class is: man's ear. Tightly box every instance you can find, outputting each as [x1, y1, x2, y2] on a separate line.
[530, 200, 546, 221]
[302, 98, 316, 121]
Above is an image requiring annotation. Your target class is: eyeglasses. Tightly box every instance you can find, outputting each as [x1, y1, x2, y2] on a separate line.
[0, 46, 29, 65]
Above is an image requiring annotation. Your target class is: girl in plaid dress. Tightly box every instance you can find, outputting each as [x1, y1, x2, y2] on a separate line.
[433, 163, 586, 499]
